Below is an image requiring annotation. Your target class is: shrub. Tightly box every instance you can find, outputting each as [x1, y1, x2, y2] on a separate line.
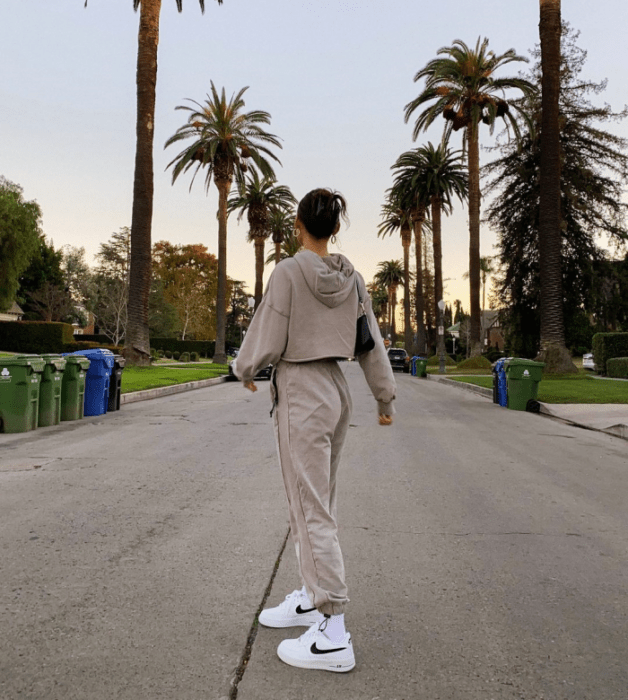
[179, 352, 190, 362]
[190, 352, 199, 362]
[149, 338, 215, 357]
[457, 355, 492, 370]
[157, 349, 164, 358]
[173, 351, 181, 360]
[592, 332, 628, 375]
[164, 350, 173, 359]
[484, 349, 506, 363]
[0, 321, 74, 354]
[426, 354, 457, 367]
[607, 357, 628, 379]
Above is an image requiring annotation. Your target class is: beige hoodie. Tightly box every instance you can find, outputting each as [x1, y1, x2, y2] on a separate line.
[232, 249, 396, 415]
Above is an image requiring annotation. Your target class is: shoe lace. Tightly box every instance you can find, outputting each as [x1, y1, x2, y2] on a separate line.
[281, 588, 305, 609]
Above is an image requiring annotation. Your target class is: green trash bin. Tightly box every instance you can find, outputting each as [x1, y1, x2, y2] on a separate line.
[60, 355, 91, 421]
[415, 358, 428, 378]
[505, 358, 545, 412]
[39, 354, 67, 427]
[0, 355, 46, 433]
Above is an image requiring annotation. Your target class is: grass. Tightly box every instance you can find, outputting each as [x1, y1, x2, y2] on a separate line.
[449, 374, 628, 404]
[121, 364, 228, 394]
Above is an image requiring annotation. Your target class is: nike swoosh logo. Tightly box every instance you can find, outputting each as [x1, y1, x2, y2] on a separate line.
[295, 604, 317, 615]
[310, 643, 347, 655]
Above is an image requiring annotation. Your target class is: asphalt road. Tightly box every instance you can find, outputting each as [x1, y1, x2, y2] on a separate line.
[1, 364, 627, 700]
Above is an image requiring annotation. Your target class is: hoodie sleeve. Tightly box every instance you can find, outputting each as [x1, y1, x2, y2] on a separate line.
[355, 275, 397, 415]
[231, 264, 291, 384]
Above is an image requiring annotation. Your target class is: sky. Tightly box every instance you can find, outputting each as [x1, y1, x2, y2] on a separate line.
[2, 0, 627, 310]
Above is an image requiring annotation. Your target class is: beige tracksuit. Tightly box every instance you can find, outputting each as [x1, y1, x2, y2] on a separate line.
[233, 250, 396, 615]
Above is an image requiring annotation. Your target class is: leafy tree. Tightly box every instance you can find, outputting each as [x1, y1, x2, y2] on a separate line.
[228, 172, 296, 309]
[0, 177, 42, 312]
[17, 235, 65, 320]
[85, 0, 224, 365]
[226, 280, 254, 348]
[484, 25, 628, 356]
[93, 227, 131, 345]
[405, 37, 535, 355]
[165, 83, 281, 362]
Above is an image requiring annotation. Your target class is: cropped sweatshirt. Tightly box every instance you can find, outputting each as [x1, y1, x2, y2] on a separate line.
[232, 249, 396, 415]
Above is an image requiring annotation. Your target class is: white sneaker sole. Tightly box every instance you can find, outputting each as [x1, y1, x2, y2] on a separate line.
[258, 609, 324, 628]
[277, 646, 356, 673]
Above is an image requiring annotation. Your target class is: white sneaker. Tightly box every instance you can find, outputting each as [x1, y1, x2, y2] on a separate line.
[258, 588, 324, 628]
[277, 621, 355, 673]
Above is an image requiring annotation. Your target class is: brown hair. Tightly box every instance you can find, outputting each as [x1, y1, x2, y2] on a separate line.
[296, 188, 349, 240]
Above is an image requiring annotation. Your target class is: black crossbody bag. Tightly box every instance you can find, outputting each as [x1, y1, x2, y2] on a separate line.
[354, 280, 375, 355]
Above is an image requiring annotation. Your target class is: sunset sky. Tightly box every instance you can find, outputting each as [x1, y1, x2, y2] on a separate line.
[2, 0, 626, 310]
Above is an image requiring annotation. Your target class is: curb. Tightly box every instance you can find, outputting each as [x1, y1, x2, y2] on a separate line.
[121, 375, 228, 405]
[426, 373, 493, 399]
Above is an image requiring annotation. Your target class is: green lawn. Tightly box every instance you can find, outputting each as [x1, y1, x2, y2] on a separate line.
[449, 375, 628, 404]
[121, 364, 229, 394]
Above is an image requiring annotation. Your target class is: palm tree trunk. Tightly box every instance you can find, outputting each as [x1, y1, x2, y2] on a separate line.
[537, 0, 575, 372]
[125, 0, 161, 366]
[412, 208, 426, 355]
[432, 197, 446, 361]
[401, 225, 412, 353]
[254, 238, 266, 310]
[467, 120, 482, 356]
[213, 178, 230, 364]
[391, 285, 398, 345]
[275, 240, 281, 266]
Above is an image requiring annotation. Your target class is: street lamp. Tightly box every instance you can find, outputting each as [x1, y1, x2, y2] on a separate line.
[437, 298, 446, 375]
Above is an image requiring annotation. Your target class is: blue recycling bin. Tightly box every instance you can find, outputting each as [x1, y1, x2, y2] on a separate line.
[411, 356, 419, 376]
[67, 349, 115, 416]
[492, 358, 509, 407]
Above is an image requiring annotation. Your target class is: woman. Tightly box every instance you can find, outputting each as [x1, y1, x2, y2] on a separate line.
[232, 188, 396, 673]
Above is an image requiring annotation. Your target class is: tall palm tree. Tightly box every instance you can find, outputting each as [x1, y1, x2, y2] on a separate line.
[374, 260, 405, 345]
[419, 143, 468, 359]
[85, 0, 224, 365]
[538, 0, 574, 371]
[389, 150, 430, 355]
[266, 213, 299, 266]
[378, 198, 414, 353]
[367, 282, 389, 330]
[463, 255, 496, 311]
[405, 37, 535, 356]
[228, 172, 296, 309]
[164, 83, 281, 363]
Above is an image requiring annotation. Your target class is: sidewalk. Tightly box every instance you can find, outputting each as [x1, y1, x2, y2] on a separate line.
[427, 374, 628, 441]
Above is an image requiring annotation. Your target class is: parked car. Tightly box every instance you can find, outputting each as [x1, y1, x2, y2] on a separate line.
[582, 353, 596, 371]
[387, 348, 410, 373]
[226, 361, 273, 382]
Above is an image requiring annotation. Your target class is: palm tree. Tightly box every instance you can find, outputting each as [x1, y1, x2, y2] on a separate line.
[538, 0, 574, 371]
[374, 260, 405, 346]
[463, 255, 496, 311]
[228, 172, 296, 310]
[419, 143, 468, 359]
[266, 217, 300, 266]
[85, 0, 223, 365]
[164, 83, 281, 363]
[405, 37, 535, 356]
[378, 198, 414, 353]
[268, 207, 296, 267]
[367, 282, 389, 329]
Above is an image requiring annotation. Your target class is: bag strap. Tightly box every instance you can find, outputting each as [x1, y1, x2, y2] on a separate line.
[355, 279, 366, 317]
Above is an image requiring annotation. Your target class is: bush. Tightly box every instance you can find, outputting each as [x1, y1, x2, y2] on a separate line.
[0, 321, 74, 354]
[190, 352, 198, 362]
[150, 338, 215, 357]
[157, 349, 164, 358]
[173, 351, 181, 360]
[592, 332, 628, 375]
[179, 352, 190, 362]
[427, 354, 457, 367]
[484, 349, 506, 363]
[164, 350, 173, 359]
[607, 357, 628, 379]
[457, 355, 493, 370]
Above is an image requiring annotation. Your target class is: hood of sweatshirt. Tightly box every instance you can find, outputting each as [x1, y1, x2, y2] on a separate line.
[294, 250, 356, 308]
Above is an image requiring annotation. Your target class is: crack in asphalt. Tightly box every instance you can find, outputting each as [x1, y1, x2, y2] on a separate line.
[346, 526, 585, 537]
[229, 528, 291, 700]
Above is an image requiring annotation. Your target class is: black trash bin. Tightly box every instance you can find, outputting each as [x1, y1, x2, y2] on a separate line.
[108, 355, 126, 412]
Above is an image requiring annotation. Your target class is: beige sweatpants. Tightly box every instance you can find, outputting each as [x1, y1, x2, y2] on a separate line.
[272, 359, 352, 616]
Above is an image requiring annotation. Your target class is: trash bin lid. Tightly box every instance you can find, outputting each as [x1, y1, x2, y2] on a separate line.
[62, 354, 91, 369]
[40, 354, 67, 371]
[11, 355, 46, 372]
[505, 358, 545, 369]
[71, 348, 115, 368]
[114, 354, 126, 369]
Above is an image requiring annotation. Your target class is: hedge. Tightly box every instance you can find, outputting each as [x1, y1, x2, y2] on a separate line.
[150, 338, 216, 357]
[607, 357, 628, 379]
[74, 333, 112, 344]
[457, 355, 492, 370]
[0, 321, 74, 354]
[592, 332, 628, 375]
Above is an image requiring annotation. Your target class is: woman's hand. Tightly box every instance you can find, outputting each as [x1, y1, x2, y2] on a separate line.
[378, 414, 393, 426]
[244, 380, 257, 392]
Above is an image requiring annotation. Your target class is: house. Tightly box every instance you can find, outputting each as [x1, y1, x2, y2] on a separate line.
[0, 302, 24, 322]
[482, 310, 504, 350]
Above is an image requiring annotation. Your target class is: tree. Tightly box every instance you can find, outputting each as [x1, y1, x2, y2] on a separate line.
[165, 83, 281, 363]
[17, 235, 65, 320]
[0, 177, 42, 312]
[484, 24, 628, 357]
[152, 241, 220, 340]
[378, 198, 414, 352]
[85, 0, 224, 365]
[374, 260, 405, 345]
[266, 228, 301, 265]
[405, 37, 535, 355]
[228, 171, 296, 309]
[226, 280, 254, 348]
[462, 255, 496, 312]
[268, 206, 296, 267]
